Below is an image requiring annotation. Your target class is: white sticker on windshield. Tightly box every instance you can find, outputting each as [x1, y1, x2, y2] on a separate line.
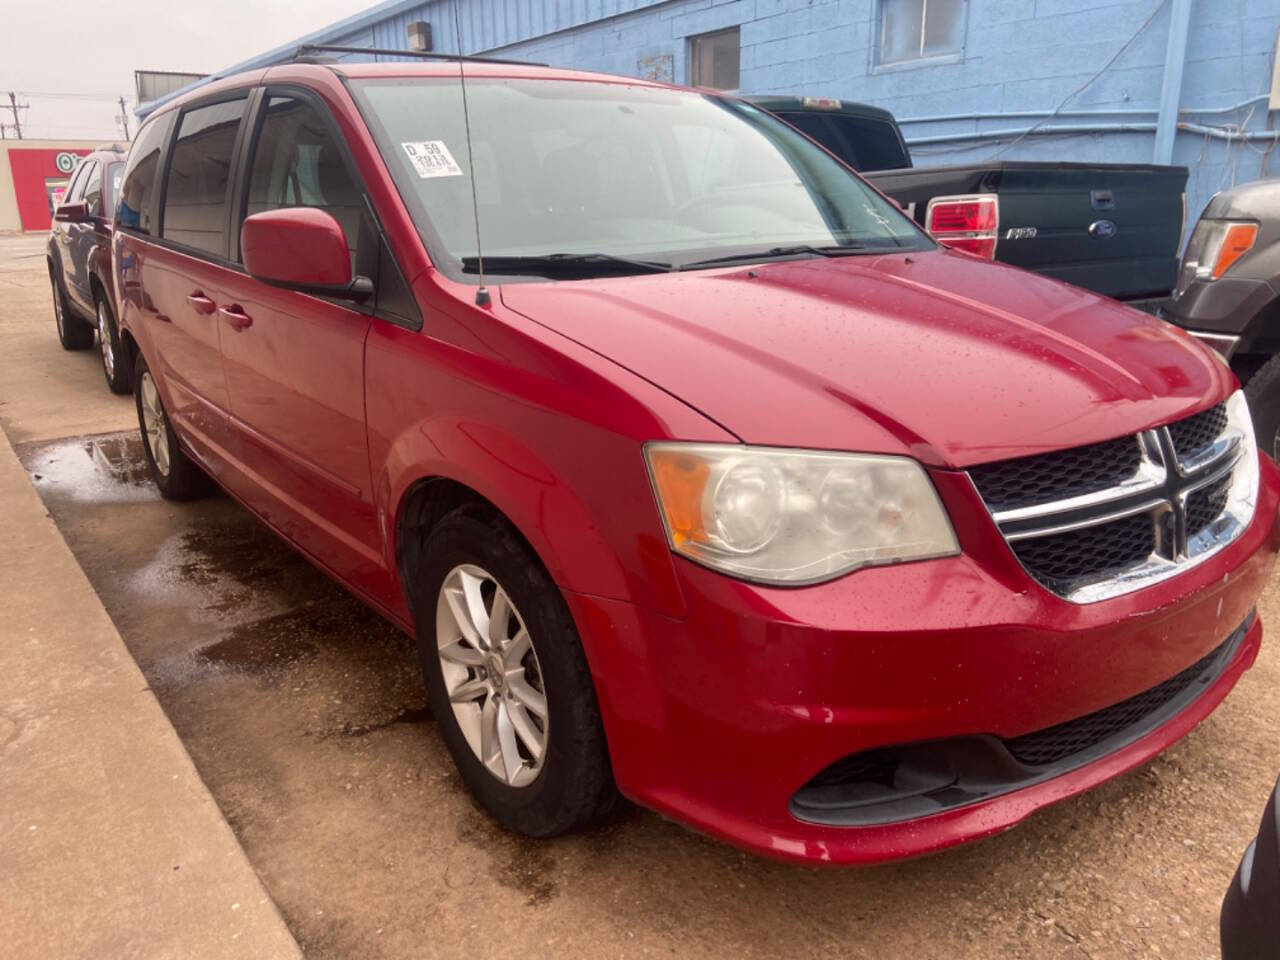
[402, 140, 464, 179]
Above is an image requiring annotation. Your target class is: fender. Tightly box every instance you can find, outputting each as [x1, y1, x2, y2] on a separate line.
[366, 296, 733, 622]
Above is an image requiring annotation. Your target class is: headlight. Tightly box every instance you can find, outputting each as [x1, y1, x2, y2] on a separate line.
[1225, 390, 1259, 522]
[645, 443, 959, 585]
[1177, 219, 1258, 294]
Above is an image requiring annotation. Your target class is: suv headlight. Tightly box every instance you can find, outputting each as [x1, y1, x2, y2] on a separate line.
[645, 443, 958, 585]
[1177, 219, 1259, 295]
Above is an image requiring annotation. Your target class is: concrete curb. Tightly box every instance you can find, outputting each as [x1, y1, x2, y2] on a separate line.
[0, 429, 303, 960]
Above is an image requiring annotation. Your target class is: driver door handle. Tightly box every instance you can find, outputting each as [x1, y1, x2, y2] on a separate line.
[218, 304, 253, 332]
[185, 291, 216, 315]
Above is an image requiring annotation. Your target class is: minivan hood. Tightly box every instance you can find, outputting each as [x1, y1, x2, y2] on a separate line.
[499, 249, 1233, 468]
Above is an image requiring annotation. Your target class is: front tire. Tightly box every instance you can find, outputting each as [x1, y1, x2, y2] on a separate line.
[1244, 353, 1280, 462]
[411, 509, 620, 837]
[133, 355, 213, 500]
[96, 293, 133, 394]
[51, 269, 93, 351]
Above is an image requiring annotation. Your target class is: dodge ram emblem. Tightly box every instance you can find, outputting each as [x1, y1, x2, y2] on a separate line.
[1089, 219, 1117, 239]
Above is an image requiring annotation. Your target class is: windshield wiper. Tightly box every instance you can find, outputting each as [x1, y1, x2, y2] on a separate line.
[460, 253, 674, 278]
[678, 243, 896, 271]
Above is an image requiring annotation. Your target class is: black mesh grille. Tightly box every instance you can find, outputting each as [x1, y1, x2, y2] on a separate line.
[1187, 476, 1231, 538]
[806, 749, 899, 789]
[969, 435, 1142, 510]
[1168, 403, 1228, 461]
[1010, 512, 1154, 592]
[1004, 637, 1228, 766]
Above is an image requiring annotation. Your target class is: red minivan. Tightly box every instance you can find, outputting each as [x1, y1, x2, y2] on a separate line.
[113, 59, 1280, 865]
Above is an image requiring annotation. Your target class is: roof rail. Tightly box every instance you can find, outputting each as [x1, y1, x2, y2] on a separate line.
[293, 44, 546, 68]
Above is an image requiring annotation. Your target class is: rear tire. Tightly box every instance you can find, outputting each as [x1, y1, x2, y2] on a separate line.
[51, 269, 93, 351]
[410, 509, 621, 837]
[1244, 353, 1280, 462]
[96, 292, 133, 394]
[133, 355, 213, 500]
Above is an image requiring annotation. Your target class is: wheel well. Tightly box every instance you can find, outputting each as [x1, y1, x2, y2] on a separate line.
[120, 328, 140, 373]
[89, 273, 105, 306]
[395, 477, 503, 615]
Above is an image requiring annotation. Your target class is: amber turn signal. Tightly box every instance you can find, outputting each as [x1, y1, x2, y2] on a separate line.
[1212, 223, 1258, 279]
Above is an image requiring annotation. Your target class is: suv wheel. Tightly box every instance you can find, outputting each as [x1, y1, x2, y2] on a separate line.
[51, 270, 93, 350]
[134, 355, 213, 500]
[1245, 354, 1280, 461]
[410, 509, 620, 837]
[96, 293, 133, 394]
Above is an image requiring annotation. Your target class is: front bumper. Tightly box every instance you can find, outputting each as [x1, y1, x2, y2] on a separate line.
[1162, 275, 1280, 343]
[567, 457, 1280, 865]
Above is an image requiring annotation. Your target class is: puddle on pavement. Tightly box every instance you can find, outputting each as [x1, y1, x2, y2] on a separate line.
[19, 429, 429, 741]
[24, 431, 158, 504]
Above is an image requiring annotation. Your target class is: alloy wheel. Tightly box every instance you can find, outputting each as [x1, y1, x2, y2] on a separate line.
[435, 564, 548, 787]
[139, 372, 170, 477]
[98, 302, 114, 379]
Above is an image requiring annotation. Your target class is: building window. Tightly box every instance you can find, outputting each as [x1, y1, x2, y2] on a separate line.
[690, 27, 740, 91]
[878, 0, 966, 65]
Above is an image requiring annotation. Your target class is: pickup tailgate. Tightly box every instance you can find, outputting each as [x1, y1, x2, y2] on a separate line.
[868, 161, 1188, 301]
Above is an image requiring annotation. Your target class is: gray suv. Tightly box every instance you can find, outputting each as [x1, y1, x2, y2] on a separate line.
[1164, 179, 1280, 455]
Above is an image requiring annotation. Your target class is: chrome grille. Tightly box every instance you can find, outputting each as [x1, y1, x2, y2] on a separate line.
[969, 400, 1256, 603]
[970, 435, 1141, 510]
[1169, 404, 1229, 460]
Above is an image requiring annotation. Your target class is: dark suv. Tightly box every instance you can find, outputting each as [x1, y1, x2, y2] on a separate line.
[1162, 178, 1280, 456]
[47, 144, 133, 393]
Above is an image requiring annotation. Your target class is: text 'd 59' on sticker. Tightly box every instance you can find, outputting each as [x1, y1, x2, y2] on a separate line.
[402, 141, 464, 179]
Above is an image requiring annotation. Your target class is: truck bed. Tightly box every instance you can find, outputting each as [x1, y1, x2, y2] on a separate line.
[866, 162, 1189, 302]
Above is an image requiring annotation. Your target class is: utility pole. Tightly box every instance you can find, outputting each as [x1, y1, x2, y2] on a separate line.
[6, 92, 26, 139]
[117, 96, 130, 140]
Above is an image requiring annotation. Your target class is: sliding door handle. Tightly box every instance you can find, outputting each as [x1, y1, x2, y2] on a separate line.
[218, 304, 253, 332]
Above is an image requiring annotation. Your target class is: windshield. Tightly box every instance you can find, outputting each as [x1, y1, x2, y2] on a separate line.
[350, 76, 931, 279]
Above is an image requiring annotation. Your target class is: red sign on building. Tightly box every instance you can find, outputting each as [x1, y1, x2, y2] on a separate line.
[8, 148, 94, 231]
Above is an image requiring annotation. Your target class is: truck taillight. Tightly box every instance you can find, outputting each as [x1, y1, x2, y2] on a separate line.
[925, 195, 999, 260]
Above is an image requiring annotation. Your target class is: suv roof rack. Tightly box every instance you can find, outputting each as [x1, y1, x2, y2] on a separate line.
[293, 44, 546, 68]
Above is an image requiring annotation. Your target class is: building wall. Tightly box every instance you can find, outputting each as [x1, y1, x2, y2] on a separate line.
[0, 141, 102, 233]
[361, 0, 1278, 243]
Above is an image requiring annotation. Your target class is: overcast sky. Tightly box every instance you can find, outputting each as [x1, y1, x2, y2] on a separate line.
[0, 0, 373, 141]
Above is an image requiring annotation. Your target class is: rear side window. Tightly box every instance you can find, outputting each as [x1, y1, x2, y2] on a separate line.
[162, 99, 247, 256]
[83, 162, 104, 216]
[243, 95, 373, 276]
[776, 112, 910, 172]
[118, 117, 172, 234]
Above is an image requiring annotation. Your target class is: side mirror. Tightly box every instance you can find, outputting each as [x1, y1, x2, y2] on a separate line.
[241, 207, 372, 302]
[54, 201, 89, 223]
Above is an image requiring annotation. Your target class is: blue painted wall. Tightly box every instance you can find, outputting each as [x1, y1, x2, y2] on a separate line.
[157, 0, 1280, 245]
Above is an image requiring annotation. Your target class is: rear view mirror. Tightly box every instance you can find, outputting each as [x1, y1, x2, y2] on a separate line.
[241, 207, 372, 302]
[54, 202, 89, 223]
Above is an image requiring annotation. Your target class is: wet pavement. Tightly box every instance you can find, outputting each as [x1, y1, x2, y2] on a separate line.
[18, 429, 1280, 960]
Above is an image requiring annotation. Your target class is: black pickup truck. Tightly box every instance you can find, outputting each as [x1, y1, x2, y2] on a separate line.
[750, 96, 1189, 309]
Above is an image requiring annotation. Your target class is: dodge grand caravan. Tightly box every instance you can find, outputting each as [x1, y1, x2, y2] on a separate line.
[112, 58, 1280, 865]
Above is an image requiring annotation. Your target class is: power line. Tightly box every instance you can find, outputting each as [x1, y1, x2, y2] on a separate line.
[14, 90, 132, 101]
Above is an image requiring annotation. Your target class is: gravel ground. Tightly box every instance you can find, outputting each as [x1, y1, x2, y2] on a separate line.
[4, 231, 1278, 959]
